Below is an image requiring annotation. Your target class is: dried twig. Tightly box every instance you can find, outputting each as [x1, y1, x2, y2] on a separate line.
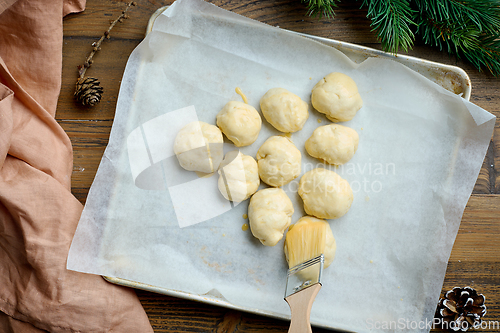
[77, 1, 137, 80]
[75, 1, 137, 107]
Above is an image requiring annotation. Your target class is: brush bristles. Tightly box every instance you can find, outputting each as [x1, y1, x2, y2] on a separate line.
[285, 218, 327, 269]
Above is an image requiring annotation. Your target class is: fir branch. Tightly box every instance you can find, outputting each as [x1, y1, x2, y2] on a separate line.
[415, 14, 500, 75]
[414, 0, 500, 75]
[416, 16, 476, 55]
[302, 0, 340, 18]
[361, 0, 416, 54]
[413, 0, 500, 35]
[298, 0, 500, 75]
[474, 34, 500, 75]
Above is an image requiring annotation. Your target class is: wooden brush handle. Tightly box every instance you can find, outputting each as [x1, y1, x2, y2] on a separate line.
[285, 283, 322, 333]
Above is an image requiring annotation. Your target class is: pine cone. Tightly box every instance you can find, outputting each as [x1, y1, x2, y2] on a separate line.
[435, 286, 487, 331]
[75, 77, 103, 107]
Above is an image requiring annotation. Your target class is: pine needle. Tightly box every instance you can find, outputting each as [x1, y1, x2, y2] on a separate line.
[299, 0, 500, 75]
[414, 0, 500, 35]
[302, 0, 340, 18]
[414, 0, 500, 75]
[361, 0, 416, 54]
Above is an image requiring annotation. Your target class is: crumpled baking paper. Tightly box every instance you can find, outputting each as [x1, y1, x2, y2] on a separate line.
[67, 0, 496, 331]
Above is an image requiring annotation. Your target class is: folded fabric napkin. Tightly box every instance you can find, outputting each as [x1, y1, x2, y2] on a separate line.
[0, 0, 153, 331]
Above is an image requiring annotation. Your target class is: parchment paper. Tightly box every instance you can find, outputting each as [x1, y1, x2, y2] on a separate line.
[67, 0, 496, 331]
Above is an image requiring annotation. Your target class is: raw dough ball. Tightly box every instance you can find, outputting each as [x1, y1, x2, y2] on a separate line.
[217, 151, 260, 202]
[174, 121, 223, 173]
[216, 101, 262, 147]
[248, 188, 294, 246]
[305, 124, 359, 165]
[311, 72, 363, 122]
[284, 216, 336, 268]
[298, 168, 353, 219]
[256, 136, 301, 187]
[260, 88, 309, 133]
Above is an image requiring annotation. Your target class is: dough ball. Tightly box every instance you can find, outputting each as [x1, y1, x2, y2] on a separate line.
[260, 88, 309, 133]
[256, 136, 301, 187]
[311, 72, 363, 122]
[174, 121, 223, 173]
[216, 101, 262, 147]
[217, 151, 260, 202]
[284, 216, 336, 268]
[248, 188, 294, 246]
[305, 124, 359, 165]
[298, 168, 353, 219]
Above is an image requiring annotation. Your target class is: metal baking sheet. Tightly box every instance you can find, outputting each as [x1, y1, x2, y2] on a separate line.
[103, 3, 473, 329]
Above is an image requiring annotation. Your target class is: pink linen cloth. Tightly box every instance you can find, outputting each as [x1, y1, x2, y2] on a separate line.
[0, 0, 154, 331]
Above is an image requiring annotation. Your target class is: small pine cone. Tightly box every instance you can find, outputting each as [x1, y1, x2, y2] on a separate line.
[435, 286, 486, 331]
[75, 77, 103, 107]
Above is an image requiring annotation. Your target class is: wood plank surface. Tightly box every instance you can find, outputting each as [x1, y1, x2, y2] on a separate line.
[60, 0, 500, 331]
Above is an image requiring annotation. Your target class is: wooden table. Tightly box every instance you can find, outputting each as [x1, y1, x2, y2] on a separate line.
[60, 0, 500, 331]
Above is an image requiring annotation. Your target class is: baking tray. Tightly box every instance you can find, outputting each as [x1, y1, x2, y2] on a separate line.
[104, 4, 472, 326]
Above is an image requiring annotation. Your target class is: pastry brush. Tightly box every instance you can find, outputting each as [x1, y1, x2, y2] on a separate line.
[284, 220, 327, 333]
